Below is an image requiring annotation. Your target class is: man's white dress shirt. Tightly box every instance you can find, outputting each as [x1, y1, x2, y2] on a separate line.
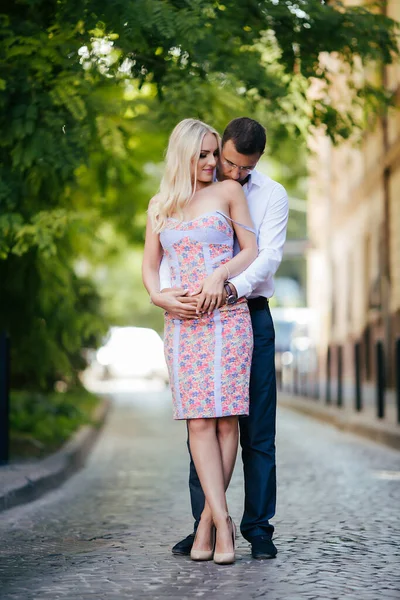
[159, 169, 289, 299]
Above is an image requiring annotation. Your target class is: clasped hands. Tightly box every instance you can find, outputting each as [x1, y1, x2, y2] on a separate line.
[152, 271, 228, 320]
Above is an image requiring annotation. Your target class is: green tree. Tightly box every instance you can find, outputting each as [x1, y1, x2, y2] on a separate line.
[0, 0, 398, 389]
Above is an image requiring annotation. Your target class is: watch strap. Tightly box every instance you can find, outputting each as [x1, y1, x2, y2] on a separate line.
[224, 283, 232, 296]
[225, 282, 238, 299]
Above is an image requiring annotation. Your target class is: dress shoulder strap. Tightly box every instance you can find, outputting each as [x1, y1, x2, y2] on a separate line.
[216, 211, 256, 234]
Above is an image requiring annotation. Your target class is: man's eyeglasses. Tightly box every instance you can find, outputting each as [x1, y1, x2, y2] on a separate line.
[221, 157, 257, 175]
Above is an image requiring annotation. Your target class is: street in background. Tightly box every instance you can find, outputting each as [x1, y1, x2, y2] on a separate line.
[94, 326, 169, 385]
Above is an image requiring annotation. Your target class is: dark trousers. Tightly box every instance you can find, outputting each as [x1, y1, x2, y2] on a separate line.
[187, 302, 276, 540]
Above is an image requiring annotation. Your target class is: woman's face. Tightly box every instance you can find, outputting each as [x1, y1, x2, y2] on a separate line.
[194, 132, 219, 186]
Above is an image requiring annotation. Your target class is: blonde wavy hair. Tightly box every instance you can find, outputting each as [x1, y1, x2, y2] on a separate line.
[149, 118, 220, 233]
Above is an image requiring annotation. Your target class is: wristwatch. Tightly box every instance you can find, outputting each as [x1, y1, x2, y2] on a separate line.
[224, 282, 238, 306]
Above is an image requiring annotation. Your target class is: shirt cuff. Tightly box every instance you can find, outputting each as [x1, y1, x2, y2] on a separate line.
[229, 275, 252, 299]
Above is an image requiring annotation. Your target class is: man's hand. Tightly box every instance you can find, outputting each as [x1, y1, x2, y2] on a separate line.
[189, 269, 226, 314]
[191, 282, 238, 311]
[152, 288, 198, 319]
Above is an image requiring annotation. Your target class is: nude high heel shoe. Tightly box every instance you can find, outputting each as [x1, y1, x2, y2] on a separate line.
[190, 526, 215, 561]
[213, 517, 235, 565]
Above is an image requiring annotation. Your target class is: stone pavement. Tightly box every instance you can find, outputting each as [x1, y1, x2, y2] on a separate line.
[0, 384, 399, 600]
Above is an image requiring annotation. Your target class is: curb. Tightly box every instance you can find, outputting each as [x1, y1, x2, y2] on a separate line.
[0, 396, 111, 513]
[279, 394, 400, 451]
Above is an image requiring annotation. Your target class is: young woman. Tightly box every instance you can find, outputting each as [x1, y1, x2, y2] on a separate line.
[142, 118, 257, 564]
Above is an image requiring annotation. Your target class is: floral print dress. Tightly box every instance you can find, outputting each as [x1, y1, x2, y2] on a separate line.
[160, 211, 254, 420]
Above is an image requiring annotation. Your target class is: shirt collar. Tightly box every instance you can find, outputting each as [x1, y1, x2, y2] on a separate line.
[215, 168, 264, 190]
[246, 168, 263, 191]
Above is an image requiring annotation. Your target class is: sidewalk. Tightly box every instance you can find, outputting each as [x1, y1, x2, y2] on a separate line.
[278, 389, 400, 450]
[0, 397, 110, 513]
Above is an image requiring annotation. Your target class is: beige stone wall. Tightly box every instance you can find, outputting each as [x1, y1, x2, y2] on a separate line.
[390, 167, 400, 314]
[307, 0, 400, 385]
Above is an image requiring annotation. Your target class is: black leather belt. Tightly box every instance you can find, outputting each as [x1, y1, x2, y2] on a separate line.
[247, 297, 269, 311]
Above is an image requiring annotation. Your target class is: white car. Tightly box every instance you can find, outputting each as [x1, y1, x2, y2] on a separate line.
[96, 327, 169, 383]
[270, 307, 316, 374]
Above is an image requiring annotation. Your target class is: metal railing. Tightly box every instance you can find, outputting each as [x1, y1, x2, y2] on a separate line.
[280, 337, 400, 425]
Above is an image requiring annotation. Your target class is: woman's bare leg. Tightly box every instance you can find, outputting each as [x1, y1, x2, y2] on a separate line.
[217, 416, 239, 488]
[188, 418, 225, 552]
[189, 416, 238, 554]
[198, 415, 239, 524]
[213, 416, 238, 553]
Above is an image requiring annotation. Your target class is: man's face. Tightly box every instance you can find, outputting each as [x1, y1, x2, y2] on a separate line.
[217, 139, 261, 184]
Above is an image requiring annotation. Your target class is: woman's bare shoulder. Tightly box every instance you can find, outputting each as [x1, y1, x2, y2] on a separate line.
[212, 179, 243, 196]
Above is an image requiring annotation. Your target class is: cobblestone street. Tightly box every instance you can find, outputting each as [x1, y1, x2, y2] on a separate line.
[0, 384, 399, 600]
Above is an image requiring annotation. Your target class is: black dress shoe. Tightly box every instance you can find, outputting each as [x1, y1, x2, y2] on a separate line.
[251, 535, 277, 559]
[172, 533, 195, 556]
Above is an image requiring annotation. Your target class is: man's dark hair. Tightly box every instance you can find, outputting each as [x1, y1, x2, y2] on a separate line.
[222, 117, 266, 155]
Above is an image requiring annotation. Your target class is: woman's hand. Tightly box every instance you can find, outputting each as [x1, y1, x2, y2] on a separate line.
[151, 289, 198, 319]
[191, 268, 226, 315]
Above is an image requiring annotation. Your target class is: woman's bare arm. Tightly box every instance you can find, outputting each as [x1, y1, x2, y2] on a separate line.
[221, 179, 258, 279]
[142, 205, 199, 319]
[194, 181, 258, 313]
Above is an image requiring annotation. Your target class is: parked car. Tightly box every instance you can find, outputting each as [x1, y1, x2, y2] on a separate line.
[270, 307, 315, 374]
[96, 326, 169, 383]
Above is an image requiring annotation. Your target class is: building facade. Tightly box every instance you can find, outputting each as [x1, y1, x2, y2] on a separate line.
[307, 1, 400, 399]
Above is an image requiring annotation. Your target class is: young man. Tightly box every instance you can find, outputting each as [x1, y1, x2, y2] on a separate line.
[155, 117, 288, 559]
